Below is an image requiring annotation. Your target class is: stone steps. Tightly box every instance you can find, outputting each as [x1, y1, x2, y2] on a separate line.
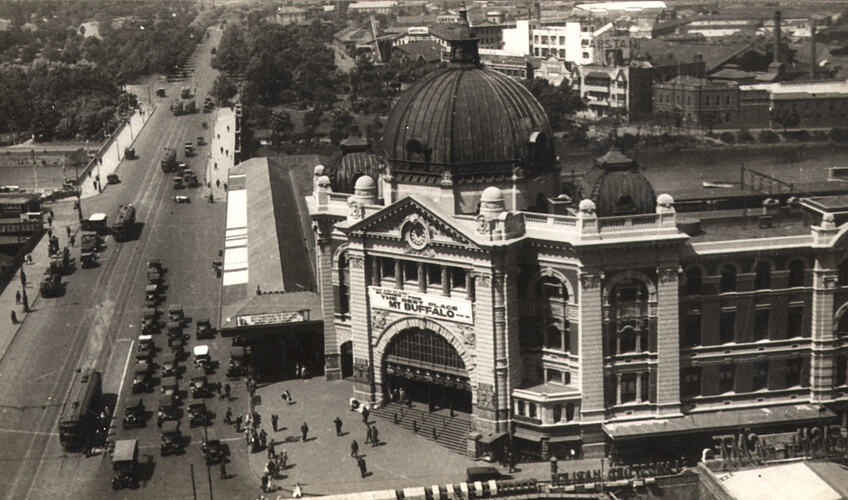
[372, 402, 471, 456]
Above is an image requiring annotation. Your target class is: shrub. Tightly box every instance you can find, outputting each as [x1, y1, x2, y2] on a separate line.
[759, 130, 780, 143]
[719, 132, 736, 144]
[737, 128, 754, 143]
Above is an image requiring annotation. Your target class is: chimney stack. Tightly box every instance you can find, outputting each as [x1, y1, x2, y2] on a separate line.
[810, 19, 817, 80]
[534, 2, 541, 21]
[773, 10, 781, 64]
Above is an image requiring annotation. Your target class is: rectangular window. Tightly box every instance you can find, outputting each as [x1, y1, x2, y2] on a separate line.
[546, 368, 562, 384]
[684, 314, 701, 347]
[683, 367, 701, 398]
[381, 258, 395, 280]
[450, 267, 466, 290]
[404, 261, 418, 284]
[427, 265, 441, 287]
[541, 48, 549, 57]
[640, 372, 649, 402]
[553, 404, 562, 422]
[753, 309, 770, 341]
[720, 311, 736, 344]
[787, 307, 803, 337]
[582, 51, 589, 58]
[517, 399, 525, 415]
[837, 356, 847, 386]
[786, 358, 803, 387]
[541, 36, 548, 44]
[719, 364, 735, 393]
[620, 373, 637, 403]
[559, 36, 565, 45]
[565, 402, 575, 421]
[528, 402, 537, 419]
[559, 48, 565, 58]
[564, 371, 571, 385]
[534, 35, 539, 44]
[753, 361, 769, 390]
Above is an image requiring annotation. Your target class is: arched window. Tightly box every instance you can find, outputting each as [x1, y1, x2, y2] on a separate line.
[338, 251, 350, 315]
[545, 324, 562, 350]
[685, 266, 703, 295]
[788, 260, 805, 287]
[720, 264, 737, 293]
[754, 261, 771, 290]
[538, 276, 568, 301]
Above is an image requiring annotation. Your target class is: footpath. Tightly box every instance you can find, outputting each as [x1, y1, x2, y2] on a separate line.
[205, 106, 236, 202]
[0, 200, 79, 363]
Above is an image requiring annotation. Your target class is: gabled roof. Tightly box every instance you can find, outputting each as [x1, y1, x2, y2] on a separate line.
[392, 40, 443, 63]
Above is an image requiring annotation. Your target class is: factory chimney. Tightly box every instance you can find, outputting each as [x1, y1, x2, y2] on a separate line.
[534, 2, 541, 22]
[773, 10, 781, 64]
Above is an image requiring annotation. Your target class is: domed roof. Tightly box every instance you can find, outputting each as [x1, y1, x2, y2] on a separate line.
[355, 175, 376, 190]
[383, 31, 555, 185]
[328, 138, 382, 194]
[579, 149, 656, 217]
[481, 186, 504, 202]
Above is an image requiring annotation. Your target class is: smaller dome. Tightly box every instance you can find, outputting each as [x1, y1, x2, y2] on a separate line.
[657, 193, 674, 206]
[481, 186, 504, 203]
[314, 165, 325, 176]
[317, 175, 331, 188]
[355, 175, 376, 190]
[823, 213, 836, 228]
[579, 199, 596, 213]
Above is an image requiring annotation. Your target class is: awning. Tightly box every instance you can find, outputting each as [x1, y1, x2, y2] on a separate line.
[478, 431, 508, 445]
[513, 427, 582, 443]
[604, 404, 835, 440]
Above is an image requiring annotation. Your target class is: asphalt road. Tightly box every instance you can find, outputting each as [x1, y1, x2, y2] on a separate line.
[0, 27, 264, 499]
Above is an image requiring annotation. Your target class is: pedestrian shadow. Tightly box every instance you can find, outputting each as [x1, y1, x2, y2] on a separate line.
[362, 472, 373, 478]
[283, 436, 300, 443]
[338, 431, 349, 437]
[304, 437, 317, 442]
[372, 442, 386, 447]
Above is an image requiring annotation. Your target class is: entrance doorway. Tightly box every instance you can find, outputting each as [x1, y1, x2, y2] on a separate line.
[340, 341, 353, 378]
[382, 327, 471, 413]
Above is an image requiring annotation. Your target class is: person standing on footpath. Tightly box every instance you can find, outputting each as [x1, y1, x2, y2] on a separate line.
[365, 425, 373, 445]
[350, 439, 359, 458]
[268, 438, 276, 459]
[15, 290, 20, 304]
[371, 425, 379, 447]
[219, 461, 227, 479]
[300, 422, 309, 442]
[272, 414, 279, 432]
[361, 405, 369, 424]
[357, 456, 368, 478]
[334, 416, 343, 436]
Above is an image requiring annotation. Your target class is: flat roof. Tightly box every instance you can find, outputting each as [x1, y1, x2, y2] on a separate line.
[740, 79, 848, 95]
[720, 462, 842, 500]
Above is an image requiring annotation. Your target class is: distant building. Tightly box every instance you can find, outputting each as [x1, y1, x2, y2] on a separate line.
[572, 65, 633, 116]
[573, 1, 667, 17]
[275, 6, 309, 26]
[479, 49, 537, 80]
[653, 76, 743, 128]
[348, 1, 397, 15]
[741, 80, 848, 129]
[391, 40, 443, 64]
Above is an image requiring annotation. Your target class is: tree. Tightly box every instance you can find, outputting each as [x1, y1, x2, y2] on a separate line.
[211, 74, 238, 106]
[213, 23, 248, 74]
[270, 110, 293, 143]
[524, 78, 585, 131]
[771, 108, 800, 134]
[303, 106, 323, 129]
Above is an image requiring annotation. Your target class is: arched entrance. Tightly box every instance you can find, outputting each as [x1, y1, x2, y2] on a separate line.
[340, 341, 353, 378]
[383, 327, 472, 413]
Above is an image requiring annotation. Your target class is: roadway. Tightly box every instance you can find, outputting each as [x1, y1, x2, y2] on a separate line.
[0, 26, 260, 499]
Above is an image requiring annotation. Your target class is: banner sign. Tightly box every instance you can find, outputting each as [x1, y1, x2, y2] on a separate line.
[369, 286, 473, 325]
[237, 311, 305, 327]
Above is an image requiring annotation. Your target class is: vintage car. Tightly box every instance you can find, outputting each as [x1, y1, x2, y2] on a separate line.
[147, 259, 164, 273]
[190, 374, 211, 398]
[160, 353, 179, 377]
[166, 319, 183, 337]
[188, 398, 212, 427]
[142, 307, 158, 334]
[157, 392, 178, 427]
[160, 420, 182, 456]
[196, 319, 214, 339]
[201, 438, 225, 465]
[193, 345, 212, 373]
[132, 361, 152, 393]
[161, 376, 180, 399]
[122, 397, 145, 429]
[227, 346, 249, 378]
[137, 334, 154, 354]
[174, 195, 190, 203]
[112, 439, 139, 489]
[168, 304, 184, 323]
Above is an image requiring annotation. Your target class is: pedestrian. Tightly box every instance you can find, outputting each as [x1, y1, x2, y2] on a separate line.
[350, 439, 359, 457]
[49, 209, 54, 219]
[284, 390, 292, 404]
[508, 450, 517, 473]
[235, 415, 243, 432]
[225, 407, 233, 424]
[293, 483, 303, 498]
[244, 428, 251, 445]
[47, 228, 52, 239]
[22, 293, 28, 313]
[219, 461, 227, 479]
[245, 412, 253, 429]
[371, 425, 379, 446]
[334, 416, 343, 436]
[66, 226, 71, 238]
[271, 414, 279, 432]
[10, 310, 17, 324]
[20, 269, 26, 287]
[70, 235, 75, 247]
[268, 438, 276, 459]
[47, 215, 52, 226]
[362, 405, 369, 424]
[357, 456, 368, 478]
[261, 474, 269, 492]
[216, 179, 220, 188]
[216, 383, 222, 399]
[15, 290, 20, 304]
[224, 383, 231, 400]
[301, 422, 309, 442]
[280, 449, 288, 470]
[365, 425, 373, 445]
[259, 428, 267, 449]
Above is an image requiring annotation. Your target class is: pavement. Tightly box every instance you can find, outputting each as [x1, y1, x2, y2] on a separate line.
[0, 199, 79, 364]
[231, 375, 603, 497]
[204, 106, 236, 202]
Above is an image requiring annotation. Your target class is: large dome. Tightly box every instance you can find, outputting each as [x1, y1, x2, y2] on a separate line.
[383, 60, 555, 185]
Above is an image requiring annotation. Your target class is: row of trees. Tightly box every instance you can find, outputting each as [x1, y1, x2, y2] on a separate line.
[0, 0, 206, 140]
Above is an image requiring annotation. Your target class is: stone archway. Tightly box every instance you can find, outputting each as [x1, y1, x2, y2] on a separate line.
[373, 317, 475, 408]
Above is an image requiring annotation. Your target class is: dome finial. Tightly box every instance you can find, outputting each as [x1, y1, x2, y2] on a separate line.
[449, 5, 479, 66]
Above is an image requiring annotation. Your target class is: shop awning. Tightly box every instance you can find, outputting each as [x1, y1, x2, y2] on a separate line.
[603, 404, 835, 440]
[513, 427, 582, 443]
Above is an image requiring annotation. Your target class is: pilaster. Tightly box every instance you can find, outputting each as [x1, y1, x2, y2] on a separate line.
[579, 271, 605, 422]
[811, 255, 838, 403]
[656, 265, 682, 416]
[315, 219, 340, 380]
[472, 271, 499, 433]
[347, 251, 374, 402]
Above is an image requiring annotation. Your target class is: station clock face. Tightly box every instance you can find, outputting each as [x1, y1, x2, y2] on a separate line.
[405, 220, 429, 250]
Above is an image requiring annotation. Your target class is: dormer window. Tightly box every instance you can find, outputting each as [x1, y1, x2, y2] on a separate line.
[406, 139, 424, 161]
[616, 194, 636, 215]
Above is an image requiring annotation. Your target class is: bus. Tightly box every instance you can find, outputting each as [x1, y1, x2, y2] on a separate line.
[58, 369, 102, 452]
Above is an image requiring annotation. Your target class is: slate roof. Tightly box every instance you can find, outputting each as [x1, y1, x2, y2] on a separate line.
[392, 40, 444, 63]
[328, 139, 383, 194]
[579, 149, 656, 217]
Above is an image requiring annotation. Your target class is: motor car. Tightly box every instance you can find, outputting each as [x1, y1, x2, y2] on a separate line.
[168, 304, 184, 322]
[132, 361, 152, 393]
[161, 353, 179, 377]
[188, 398, 212, 427]
[174, 195, 190, 203]
[160, 420, 182, 456]
[122, 397, 145, 429]
[112, 439, 139, 489]
[196, 319, 214, 339]
[194, 345, 212, 373]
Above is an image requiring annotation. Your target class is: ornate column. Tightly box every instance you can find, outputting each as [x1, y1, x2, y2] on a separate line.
[314, 219, 340, 380]
[811, 254, 838, 403]
[472, 271, 499, 433]
[347, 251, 375, 402]
[579, 271, 606, 458]
[656, 265, 682, 416]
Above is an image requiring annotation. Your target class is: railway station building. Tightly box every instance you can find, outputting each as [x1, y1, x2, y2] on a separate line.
[308, 16, 844, 461]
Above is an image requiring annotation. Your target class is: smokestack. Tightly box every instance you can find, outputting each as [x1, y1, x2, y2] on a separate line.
[534, 2, 541, 21]
[773, 10, 781, 64]
[810, 19, 817, 80]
